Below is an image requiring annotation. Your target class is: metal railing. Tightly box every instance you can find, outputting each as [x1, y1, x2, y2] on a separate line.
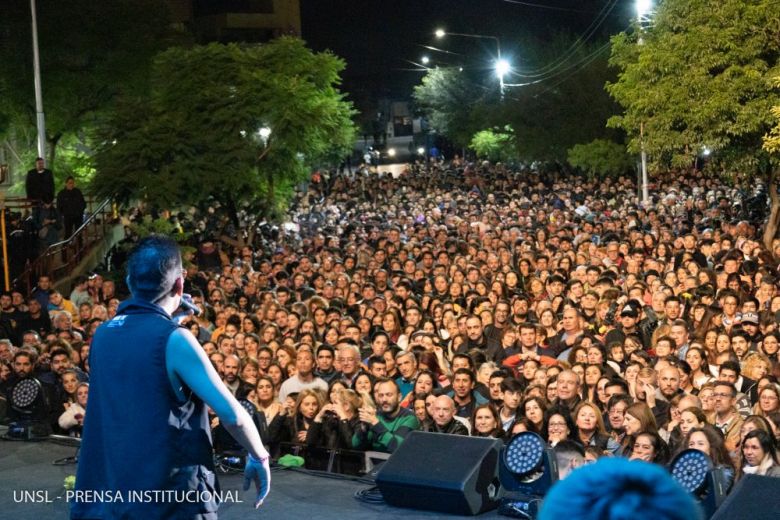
[7, 195, 116, 294]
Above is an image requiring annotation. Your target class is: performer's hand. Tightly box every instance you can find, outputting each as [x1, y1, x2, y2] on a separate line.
[243, 453, 271, 509]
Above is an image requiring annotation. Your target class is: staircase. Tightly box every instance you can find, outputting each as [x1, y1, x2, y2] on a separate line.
[5, 196, 121, 295]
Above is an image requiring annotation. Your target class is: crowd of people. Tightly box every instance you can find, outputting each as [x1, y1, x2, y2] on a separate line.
[3, 158, 780, 494]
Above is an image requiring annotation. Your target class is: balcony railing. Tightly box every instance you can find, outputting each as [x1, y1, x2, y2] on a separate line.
[6, 196, 117, 294]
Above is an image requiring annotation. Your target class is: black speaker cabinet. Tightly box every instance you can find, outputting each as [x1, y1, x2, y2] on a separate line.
[375, 431, 503, 515]
[710, 474, 780, 520]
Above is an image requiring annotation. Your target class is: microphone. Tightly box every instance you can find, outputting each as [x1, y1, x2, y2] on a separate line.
[179, 293, 201, 316]
[172, 293, 201, 323]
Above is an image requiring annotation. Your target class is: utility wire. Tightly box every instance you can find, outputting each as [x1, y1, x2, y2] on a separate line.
[509, 0, 620, 78]
[531, 42, 614, 97]
[502, 0, 622, 14]
[503, 40, 612, 87]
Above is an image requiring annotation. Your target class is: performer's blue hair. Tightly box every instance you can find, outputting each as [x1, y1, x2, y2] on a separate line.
[539, 458, 701, 520]
[126, 235, 182, 302]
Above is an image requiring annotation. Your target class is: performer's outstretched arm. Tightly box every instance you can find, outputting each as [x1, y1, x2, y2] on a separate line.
[167, 328, 271, 507]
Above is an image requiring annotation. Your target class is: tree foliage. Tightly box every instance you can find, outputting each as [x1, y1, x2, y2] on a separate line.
[90, 38, 356, 219]
[470, 126, 516, 163]
[413, 68, 488, 148]
[505, 39, 620, 163]
[0, 0, 179, 165]
[765, 76, 780, 155]
[412, 37, 619, 163]
[567, 139, 633, 178]
[607, 0, 780, 173]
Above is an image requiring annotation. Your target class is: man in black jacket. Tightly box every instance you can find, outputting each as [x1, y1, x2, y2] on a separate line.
[25, 157, 54, 204]
[56, 176, 87, 238]
[427, 395, 469, 435]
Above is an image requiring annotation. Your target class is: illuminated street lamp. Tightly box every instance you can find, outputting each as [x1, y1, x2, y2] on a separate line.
[636, 0, 653, 18]
[258, 127, 271, 148]
[495, 59, 510, 95]
[435, 28, 504, 96]
[421, 56, 430, 65]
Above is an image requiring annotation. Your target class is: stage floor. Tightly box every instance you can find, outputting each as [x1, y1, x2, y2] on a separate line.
[0, 438, 503, 519]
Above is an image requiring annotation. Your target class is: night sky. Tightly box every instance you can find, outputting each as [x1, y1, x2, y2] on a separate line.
[300, 0, 634, 104]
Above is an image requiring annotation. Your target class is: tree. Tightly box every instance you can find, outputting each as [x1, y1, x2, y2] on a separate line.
[0, 0, 179, 169]
[567, 139, 633, 178]
[470, 126, 516, 163]
[412, 37, 620, 163]
[90, 38, 356, 231]
[607, 0, 780, 246]
[764, 76, 780, 248]
[413, 68, 489, 148]
[504, 39, 620, 163]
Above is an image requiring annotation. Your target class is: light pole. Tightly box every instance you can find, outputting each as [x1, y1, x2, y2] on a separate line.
[495, 59, 510, 98]
[30, 0, 47, 160]
[636, 0, 653, 206]
[435, 29, 505, 97]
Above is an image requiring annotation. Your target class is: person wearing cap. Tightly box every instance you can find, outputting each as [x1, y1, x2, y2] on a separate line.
[738, 312, 762, 346]
[604, 300, 645, 348]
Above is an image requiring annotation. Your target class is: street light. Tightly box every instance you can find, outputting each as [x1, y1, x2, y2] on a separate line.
[435, 28, 504, 96]
[495, 59, 511, 77]
[636, 0, 653, 18]
[421, 56, 430, 65]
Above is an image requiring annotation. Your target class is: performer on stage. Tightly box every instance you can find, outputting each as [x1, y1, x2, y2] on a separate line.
[71, 236, 270, 519]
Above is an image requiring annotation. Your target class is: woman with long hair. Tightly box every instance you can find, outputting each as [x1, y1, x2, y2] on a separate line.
[629, 431, 670, 465]
[521, 396, 547, 434]
[307, 388, 361, 450]
[681, 425, 735, 488]
[381, 309, 408, 349]
[758, 331, 779, 367]
[541, 406, 577, 447]
[275, 344, 296, 371]
[266, 362, 287, 394]
[418, 350, 451, 386]
[471, 404, 505, 439]
[738, 429, 780, 479]
[685, 346, 715, 389]
[581, 364, 605, 405]
[251, 376, 283, 423]
[272, 388, 324, 445]
[400, 370, 438, 408]
[753, 384, 780, 417]
[620, 402, 658, 456]
[538, 309, 558, 344]
[574, 400, 620, 454]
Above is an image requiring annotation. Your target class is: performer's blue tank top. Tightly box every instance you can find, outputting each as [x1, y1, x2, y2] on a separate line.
[71, 299, 218, 519]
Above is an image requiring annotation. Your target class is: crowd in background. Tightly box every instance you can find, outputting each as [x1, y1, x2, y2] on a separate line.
[2, 158, 780, 487]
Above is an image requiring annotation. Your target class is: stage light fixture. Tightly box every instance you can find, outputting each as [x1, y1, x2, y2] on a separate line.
[3, 377, 51, 440]
[498, 432, 559, 519]
[669, 449, 729, 519]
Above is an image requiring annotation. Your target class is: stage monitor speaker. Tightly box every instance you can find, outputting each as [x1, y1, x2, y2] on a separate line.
[375, 431, 503, 516]
[710, 474, 780, 520]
